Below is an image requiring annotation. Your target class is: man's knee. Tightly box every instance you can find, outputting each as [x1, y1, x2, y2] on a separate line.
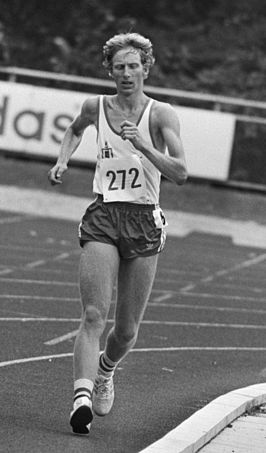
[83, 305, 105, 331]
[114, 326, 138, 348]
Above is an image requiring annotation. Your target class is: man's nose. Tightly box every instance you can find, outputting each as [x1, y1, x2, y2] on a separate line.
[123, 66, 130, 77]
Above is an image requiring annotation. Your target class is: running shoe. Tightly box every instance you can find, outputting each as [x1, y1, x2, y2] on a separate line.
[92, 374, 114, 416]
[70, 396, 93, 434]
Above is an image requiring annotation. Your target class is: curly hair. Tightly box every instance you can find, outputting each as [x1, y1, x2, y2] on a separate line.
[102, 32, 155, 72]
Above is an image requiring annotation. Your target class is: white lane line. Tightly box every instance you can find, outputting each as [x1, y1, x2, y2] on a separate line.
[131, 347, 266, 352]
[142, 320, 266, 330]
[3, 291, 265, 317]
[157, 277, 190, 284]
[0, 289, 265, 305]
[2, 347, 266, 369]
[180, 252, 266, 291]
[152, 288, 266, 303]
[185, 292, 266, 302]
[53, 252, 73, 261]
[0, 244, 64, 253]
[176, 290, 266, 303]
[202, 252, 266, 283]
[180, 283, 196, 291]
[150, 302, 266, 316]
[0, 298, 266, 323]
[44, 310, 266, 345]
[0, 317, 80, 322]
[152, 293, 173, 302]
[44, 330, 79, 345]
[0, 295, 80, 301]
[1, 317, 266, 332]
[0, 308, 41, 317]
[0, 353, 73, 368]
[0, 277, 77, 286]
[25, 260, 46, 269]
[0, 294, 265, 316]
[0, 251, 76, 276]
[0, 269, 13, 276]
[160, 268, 201, 276]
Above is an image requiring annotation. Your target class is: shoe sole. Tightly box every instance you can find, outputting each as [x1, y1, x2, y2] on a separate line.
[70, 405, 93, 434]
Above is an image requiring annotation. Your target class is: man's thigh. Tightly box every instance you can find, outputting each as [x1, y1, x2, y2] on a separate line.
[115, 254, 159, 328]
[79, 241, 120, 315]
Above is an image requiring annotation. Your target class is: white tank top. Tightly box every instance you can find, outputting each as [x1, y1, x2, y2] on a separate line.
[92, 95, 161, 204]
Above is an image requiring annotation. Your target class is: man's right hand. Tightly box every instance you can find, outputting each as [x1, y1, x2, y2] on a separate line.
[48, 163, 68, 185]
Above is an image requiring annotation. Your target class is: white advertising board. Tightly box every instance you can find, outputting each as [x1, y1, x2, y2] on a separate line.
[0, 81, 235, 180]
[176, 105, 235, 180]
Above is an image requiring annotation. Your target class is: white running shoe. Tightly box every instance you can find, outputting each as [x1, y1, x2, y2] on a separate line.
[70, 396, 93, 435]
[92, 374, 114, 416]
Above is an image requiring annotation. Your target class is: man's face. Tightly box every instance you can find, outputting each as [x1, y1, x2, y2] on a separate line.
[111, 47, 149, 94]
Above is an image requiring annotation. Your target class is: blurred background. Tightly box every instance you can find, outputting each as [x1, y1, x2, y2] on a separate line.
[0, 0, 266, 189]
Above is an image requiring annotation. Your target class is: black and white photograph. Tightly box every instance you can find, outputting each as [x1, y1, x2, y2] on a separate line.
[1, 1, 266, 452]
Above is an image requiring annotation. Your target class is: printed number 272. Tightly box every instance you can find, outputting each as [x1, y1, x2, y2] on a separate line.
[106, 168, 141, 191]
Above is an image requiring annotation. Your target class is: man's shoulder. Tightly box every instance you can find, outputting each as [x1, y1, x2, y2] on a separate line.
[78, 95, 101, 125]
[82, 95, 101, 115]
[150, 99, 178, 123]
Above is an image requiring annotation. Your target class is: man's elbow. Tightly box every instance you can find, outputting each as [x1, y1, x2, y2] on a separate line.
[176, 167, 188, 185]
[71, 124, 82, 139]
[177, 173, 188, 185]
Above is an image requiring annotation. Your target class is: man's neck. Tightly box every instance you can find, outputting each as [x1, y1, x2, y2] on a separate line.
[115, 93, 147, 112]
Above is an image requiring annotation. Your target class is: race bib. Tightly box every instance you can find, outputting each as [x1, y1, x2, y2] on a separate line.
[100, 155, 147, 202]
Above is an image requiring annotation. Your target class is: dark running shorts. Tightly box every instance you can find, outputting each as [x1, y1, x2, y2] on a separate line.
[78, 195, 167, 259]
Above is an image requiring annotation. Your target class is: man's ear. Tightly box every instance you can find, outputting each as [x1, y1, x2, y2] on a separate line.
[143, 66, 149, 80]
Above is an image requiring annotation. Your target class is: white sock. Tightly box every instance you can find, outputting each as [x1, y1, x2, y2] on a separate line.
[74, 378, 93, 404]
[99, 352, 118, 376]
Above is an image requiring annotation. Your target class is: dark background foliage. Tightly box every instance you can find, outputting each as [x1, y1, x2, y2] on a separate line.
[1, 0, 266, 99]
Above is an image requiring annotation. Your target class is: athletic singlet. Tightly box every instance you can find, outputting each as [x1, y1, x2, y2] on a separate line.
[92, 95, 161, 204]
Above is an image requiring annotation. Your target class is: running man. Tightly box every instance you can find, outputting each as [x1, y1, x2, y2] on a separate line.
[48, 32, 187, 435]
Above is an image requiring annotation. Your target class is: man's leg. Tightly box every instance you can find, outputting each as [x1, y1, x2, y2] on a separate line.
[107, 254, 158, 360]
[93, 254, 158, 415]
[70, 241, 119, 433]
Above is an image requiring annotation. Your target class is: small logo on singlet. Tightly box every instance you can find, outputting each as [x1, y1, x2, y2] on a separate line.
[101, 141, 113, 159]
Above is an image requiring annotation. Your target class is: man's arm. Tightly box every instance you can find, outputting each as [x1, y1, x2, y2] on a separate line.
[120, 103, 188, 185]
[48, 96, 98, 185]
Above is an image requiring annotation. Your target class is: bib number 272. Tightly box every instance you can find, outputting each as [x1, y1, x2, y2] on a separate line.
[106, 167, 141, 191]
